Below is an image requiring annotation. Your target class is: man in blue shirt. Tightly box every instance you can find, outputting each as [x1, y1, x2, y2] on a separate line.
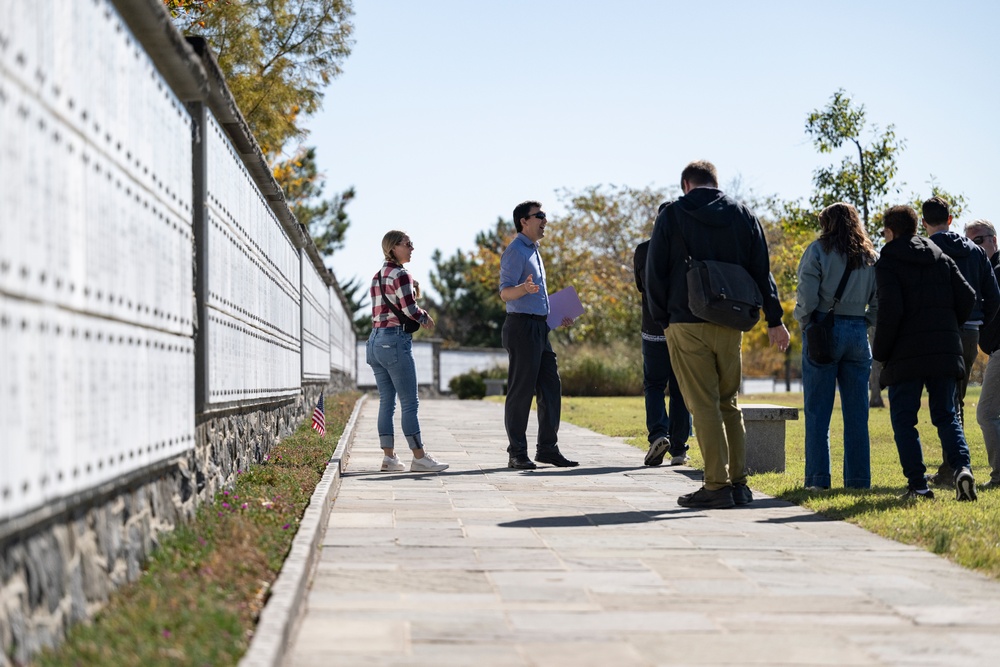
[499, 200, 577, 469]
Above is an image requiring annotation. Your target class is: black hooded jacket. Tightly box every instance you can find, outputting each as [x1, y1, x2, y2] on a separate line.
[645, 188, 783, 329]
[872, 234, 975, 386]
[927, 231, 1000, 326]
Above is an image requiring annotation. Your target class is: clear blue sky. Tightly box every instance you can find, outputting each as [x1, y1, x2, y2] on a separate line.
[305, 0, 1000, 298]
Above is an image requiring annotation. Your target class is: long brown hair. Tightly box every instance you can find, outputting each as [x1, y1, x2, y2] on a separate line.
[818, 203, 876, 269]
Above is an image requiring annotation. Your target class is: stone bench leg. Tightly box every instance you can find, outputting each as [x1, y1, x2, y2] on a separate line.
[744, 419, 787, 473]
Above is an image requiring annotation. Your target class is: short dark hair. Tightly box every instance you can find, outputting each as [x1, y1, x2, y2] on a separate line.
[513, 200, 542, 233]
[922, 196, 950, 225]
[884, 205, 919, 238]
[680, 160, 719, 189]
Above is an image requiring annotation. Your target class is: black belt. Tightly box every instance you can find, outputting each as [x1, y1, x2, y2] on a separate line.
[509, 313, 547, 322]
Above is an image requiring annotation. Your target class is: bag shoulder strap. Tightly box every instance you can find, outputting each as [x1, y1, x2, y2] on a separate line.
[827, 262, 854, 313]
[378, 270, 416, 324]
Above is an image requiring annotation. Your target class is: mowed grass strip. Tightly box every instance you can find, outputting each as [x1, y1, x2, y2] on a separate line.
[36, 391, 360, 667]
[559, 388, 1000, 579]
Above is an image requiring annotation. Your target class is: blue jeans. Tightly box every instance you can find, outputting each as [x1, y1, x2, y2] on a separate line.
[641, 338, 691, 454]
[366, 327, 422, 450]
[802, 315, 872, 489]
[888, 376, 971, 491]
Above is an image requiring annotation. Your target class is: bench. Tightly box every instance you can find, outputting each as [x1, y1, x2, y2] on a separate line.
[741, 403, 799, 473]
[483, 378, 507, 396]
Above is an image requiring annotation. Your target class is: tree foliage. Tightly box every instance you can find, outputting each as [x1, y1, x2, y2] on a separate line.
[428, 219, 513, 348]
[165, 0, 354, 157]
[273, 147, 354, 255]
[428, 186, 676, 348]
[805, 89, 906, 237]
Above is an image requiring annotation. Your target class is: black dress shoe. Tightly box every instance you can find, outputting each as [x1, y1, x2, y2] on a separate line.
[508, 454, 537, 469]
[535, 450, 579, 467]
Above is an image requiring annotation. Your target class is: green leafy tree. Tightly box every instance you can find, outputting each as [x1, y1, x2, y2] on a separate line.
[427, 219, 514, 348]
[273, 147, 354, 255]
[165, 0, 354, 157]
[543, 185, 674, 344]
[910, 178, 968, 224]
[338, 275, 371, 337]
[805, 89, 906, 237]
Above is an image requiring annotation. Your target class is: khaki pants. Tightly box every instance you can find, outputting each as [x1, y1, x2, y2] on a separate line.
[666, 323, 745, 490]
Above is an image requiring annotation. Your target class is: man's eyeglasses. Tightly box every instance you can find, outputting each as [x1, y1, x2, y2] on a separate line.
[396, 241, 414, 249]
[971, 234, 994, 246]
[528, 212, 547, 220]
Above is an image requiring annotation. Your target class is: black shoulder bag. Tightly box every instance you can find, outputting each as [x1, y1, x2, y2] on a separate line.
[378, 277, 421, 333]
[669, 206, 763, 332]
[804, 264, 853, 364]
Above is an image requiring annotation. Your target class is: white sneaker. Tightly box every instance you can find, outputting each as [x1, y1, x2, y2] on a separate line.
[410, 453, 449, 472]
[381, 456, 405, 472]
[670, 454, 690, 466]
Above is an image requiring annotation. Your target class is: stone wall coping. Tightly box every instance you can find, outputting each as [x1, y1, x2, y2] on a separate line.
[237, 393, 368, 667]
[741, 403, 800, 420]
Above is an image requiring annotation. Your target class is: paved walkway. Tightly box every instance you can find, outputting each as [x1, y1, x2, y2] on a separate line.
[284, 399, 1000, 666]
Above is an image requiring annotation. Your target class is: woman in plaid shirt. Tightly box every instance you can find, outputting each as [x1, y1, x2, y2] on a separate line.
[366, 230, 449, 473]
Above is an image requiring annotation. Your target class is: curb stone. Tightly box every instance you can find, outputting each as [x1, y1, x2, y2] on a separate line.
[237, 393, 366, 667]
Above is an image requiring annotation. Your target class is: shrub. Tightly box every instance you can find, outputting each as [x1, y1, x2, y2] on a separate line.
[557, 342, 643, 396]
[449, 370, 486, 399]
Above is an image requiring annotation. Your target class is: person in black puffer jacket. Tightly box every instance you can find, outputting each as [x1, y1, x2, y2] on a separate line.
[922, 196, 1000, 486]
[873, 205, 977, 501]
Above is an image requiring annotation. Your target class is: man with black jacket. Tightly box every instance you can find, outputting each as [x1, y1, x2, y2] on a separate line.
[967, 219, 1000, 490]
[873, 205, 978, 501]
[634, 232, 691, 467]
[923, 197, 1000, 487]
[646, 161, 789, 509]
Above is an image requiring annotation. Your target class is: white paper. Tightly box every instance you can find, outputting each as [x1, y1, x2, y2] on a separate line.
[547, 286, 585, 329]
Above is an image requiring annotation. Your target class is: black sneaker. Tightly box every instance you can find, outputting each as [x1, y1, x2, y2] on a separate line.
[677, 486, 735, 509]
[901, 488, 935, 501]
[733, 483, 753, 506]
[644, 436, 670, 466]
[955, 467, 977, 502]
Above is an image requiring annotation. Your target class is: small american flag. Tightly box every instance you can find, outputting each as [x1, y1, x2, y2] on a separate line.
[311, 394, 326, 436]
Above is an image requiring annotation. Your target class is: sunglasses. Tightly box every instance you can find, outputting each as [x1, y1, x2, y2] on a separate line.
[971, 234, 994, 246]
[396, 240, 414, 249]
[528, 211, 547, 220]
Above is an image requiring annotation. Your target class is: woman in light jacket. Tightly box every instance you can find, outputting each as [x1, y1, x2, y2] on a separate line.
[366, 230, 448, 473]
[794, 203, 878, 490]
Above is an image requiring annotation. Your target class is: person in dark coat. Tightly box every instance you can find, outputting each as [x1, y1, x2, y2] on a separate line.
[922, 196, 1000, 486]
[967, 219, 1000, 490]
[634, 231, 691, 467]
[873, 205, 978, 501]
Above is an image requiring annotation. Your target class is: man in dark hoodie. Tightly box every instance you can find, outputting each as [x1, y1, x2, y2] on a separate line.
[873, 205, 978, 501]
[922, 196, 1000, 486]
[966, 219, 1000, 490]
[634, 228, 691, 467]
[646, 161, 789, 510]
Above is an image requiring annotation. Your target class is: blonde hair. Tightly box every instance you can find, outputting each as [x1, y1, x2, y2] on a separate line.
[381, 230, 409, 263]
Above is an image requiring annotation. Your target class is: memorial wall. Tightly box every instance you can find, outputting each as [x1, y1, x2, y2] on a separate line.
[0, 1, 357, 661]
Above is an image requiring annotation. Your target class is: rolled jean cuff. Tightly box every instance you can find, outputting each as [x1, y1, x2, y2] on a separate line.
[379, 434, 394, 448]
[404, 433, 423, 450]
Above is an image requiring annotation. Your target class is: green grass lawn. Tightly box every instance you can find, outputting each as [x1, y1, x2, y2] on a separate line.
[560, 388, 1000, 579]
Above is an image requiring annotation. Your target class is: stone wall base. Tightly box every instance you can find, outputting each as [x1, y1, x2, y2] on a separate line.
[0, 373, 353, 666]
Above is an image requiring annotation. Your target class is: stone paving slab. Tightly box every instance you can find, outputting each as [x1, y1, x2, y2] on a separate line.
[283, 399, 1000, 666]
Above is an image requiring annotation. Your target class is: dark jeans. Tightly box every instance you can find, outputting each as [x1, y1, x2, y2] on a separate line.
[641, 338, 690, 455]
[888, 376, 972, 491]
[502, 314, 561, 456]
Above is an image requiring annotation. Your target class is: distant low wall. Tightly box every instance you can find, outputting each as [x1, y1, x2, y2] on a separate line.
[355, 340, 508, 393]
